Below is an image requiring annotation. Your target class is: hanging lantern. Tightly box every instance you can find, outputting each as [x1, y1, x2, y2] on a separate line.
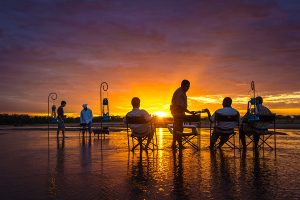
[51, 105, 57, 118]
[103, 98, 109, 105]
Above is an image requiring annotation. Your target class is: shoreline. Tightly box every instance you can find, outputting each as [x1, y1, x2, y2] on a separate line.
[0, 122, 300, 131]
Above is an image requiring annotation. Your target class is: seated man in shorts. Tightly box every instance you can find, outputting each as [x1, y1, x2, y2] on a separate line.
[125, 97, 154, 149]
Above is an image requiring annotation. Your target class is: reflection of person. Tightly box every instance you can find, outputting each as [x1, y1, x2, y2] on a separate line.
[126, 97, 154, 149]
[172, 149, 188, 199]
[80, 135, 92, 173]
[239, 96, 272, 150]
[80, 104, 93, 135]
[128, 151, 152, 199]
[170, 80, 195, 149]
[57, 101, 67, 138]
[205, 97, 240, 148]
[210, 149, 235, 199]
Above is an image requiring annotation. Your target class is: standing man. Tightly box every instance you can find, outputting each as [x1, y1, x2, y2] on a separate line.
[80, 104, 93, 136]
[57, 100, 67, 138]
[170, 80, 195, 149]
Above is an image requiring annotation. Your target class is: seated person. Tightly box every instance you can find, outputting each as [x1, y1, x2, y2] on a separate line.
[80, 104, 93, 135]
[239, 96, 272, 149]
[205, 97, 240, 149]
[125, 97, 154, 149]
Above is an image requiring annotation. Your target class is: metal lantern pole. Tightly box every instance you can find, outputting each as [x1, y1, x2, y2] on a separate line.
[48, 92, 57, 139]
[100, 82, 108, 128]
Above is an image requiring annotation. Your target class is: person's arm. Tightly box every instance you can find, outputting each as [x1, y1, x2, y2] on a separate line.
[204, 109, 213, 123]
[143, 110, 152, 122]
[185, 109, 195, 115]
[80, 110, 84, 124]
[89, 109, 93, 123]
[123, 115, 127, 124]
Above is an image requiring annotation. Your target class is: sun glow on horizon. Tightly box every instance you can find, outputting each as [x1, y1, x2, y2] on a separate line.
[154, 111, 168, 118]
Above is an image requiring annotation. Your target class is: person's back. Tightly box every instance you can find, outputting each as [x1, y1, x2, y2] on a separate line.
[212, 107, 239, 130]
[125, 97, 153, 149]
[125, 97, 151, 134]
[254, 103, 272, 129]
[57, 105, 64, 119]
[171, 87, 187, 116]
[206, 97, 240, 148]
[209, 97, 240, 131]
[126, 108, 151, 134]
[239, 96, 272, 149]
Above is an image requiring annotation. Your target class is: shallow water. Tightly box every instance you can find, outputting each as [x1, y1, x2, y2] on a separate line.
[0, 128, 299, 200]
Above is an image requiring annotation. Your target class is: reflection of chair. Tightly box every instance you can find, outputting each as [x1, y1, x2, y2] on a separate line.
[243, 114, 286, 150]
[209, 113, 240, 150]
[168, 115, 200, 150]
[126, 116, 157, 152]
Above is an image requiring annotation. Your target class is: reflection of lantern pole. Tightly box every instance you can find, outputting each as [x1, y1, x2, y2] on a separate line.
[48, 92, 57, 139]
[47, 92, 58, 193]
[100, 82, 108, 128]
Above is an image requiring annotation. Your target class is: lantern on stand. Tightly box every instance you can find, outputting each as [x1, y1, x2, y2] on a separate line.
[48, 92, 58, 139]
[93, 82, 110, 139]
[247, 81, 259, 122]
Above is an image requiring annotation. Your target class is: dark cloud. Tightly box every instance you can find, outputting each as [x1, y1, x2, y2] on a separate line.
[0, 0, 299, 114]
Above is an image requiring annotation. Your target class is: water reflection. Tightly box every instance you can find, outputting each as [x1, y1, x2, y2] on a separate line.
[172, 149, 189, 199]
[0, 129, 298, 199]
[48, 137, 65, 198]
[80, 135, 92, 173]
[210, 150, 236, 199]
[128, 151, 156, 199]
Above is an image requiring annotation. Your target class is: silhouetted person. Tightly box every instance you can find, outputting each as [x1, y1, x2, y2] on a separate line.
[205, 97, 240, 149]
[57, 100, 67, 138]
[239, 96, 272, 150]
[80, 103, 93, 136]
[126, 97, 154, 150]
[170, 80, 195, 149]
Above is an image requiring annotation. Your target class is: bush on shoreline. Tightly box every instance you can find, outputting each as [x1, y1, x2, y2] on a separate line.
[0, 114, 124, 126]
[0, 114, 299, 126]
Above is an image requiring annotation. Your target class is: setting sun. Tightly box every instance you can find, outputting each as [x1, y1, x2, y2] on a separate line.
[154, 111, 168, 118]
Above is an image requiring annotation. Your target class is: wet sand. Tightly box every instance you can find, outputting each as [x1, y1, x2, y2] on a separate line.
[0, 128, 299, 200]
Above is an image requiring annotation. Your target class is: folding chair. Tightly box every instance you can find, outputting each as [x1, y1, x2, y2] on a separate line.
[243, 114, 285, 151]
[209, 113, 240, 150]
[168, 115, 201, 150]
[126, 116, 157, 152]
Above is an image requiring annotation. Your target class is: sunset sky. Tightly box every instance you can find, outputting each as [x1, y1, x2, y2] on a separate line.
[0, 0, 299, 117]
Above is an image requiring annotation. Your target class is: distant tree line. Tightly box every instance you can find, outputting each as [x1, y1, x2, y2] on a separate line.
[0, 114, 299, 126]
[0, 114, 124, 126]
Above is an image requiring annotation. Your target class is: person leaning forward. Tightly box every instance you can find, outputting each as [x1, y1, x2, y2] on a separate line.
[170, 80, 195, 149]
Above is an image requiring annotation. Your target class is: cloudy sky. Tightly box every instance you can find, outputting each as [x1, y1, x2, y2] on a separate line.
[0, 0, 299, 116]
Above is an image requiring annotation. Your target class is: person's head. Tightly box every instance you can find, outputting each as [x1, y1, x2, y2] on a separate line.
[61, 100, 67, 107]
[131, 97, 140, 108]
[256, 96, 263, 105]
[222, 97, 232, 108]
[82, 104, 88, 110]
[180, 79, 190, 92]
